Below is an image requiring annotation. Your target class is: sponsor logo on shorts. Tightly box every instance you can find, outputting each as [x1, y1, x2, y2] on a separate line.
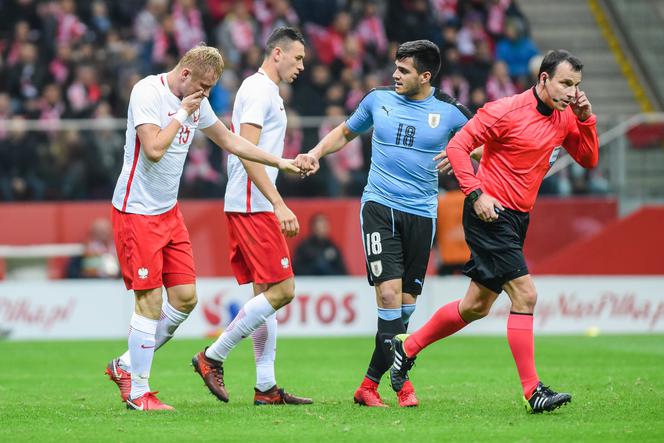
[281, 257, 289, 269]
[138, 267, 149, 279]
[370, 260, 382, 277]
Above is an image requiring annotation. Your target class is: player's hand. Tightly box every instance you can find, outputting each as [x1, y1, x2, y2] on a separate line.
[180, 90, 204, 115]
[295, 153, 320, 176]
[434, 150, 453, 175]
[571, 89, 592, 121]
[473, 193, 504, 223]
[278, 158, 302, 175]
[274, 201, 299, 237]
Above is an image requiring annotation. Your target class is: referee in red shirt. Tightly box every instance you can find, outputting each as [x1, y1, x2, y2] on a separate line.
[390, 50, 599, 414]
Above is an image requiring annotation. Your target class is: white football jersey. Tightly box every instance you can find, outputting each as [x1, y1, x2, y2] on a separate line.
[112, 74, 217, 215]
[224, 68, 287, 213]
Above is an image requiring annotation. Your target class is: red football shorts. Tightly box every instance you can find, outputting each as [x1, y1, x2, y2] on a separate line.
[112, 203, 196, 291]
[226, 212, 294, 285]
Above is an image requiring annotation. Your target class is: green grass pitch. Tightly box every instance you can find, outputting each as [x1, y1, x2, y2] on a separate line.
[1, 335, 663, 442]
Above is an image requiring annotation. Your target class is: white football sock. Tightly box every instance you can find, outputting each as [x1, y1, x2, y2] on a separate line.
[128, 313, 158, 399]
[118, 301, 189, 370]
[252, 313, 277, 392]
[205, 294, 276, 362]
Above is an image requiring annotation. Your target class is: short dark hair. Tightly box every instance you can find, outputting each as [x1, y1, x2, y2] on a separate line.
[396, 40, 441, 80]
[538, 49, 583, 78]
[265, 27, 305, 55]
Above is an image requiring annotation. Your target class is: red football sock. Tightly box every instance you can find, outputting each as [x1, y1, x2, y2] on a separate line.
[404, 300, 467, 357]
[507, 312, 540, 398]
[360, 376, 378, 390]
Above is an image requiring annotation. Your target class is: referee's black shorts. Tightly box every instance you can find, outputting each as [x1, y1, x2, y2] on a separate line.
[462, 197, 530, 294]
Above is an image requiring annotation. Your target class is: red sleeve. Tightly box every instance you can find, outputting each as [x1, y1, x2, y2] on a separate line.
[562, 113, 599, 168]
[446, 99, 509, 195]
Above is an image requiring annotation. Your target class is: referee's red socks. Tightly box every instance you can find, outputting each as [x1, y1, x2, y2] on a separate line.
[507, 312, 539, 398]
[404, 300, 467, 357]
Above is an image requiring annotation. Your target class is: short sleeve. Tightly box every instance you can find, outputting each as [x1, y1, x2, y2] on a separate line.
[238, 83, 271, 127]
[345, 90, 375, 134]
[197, 98, 217, 129]
[451, 101, 472, 132]
[130, 82, 161, 128]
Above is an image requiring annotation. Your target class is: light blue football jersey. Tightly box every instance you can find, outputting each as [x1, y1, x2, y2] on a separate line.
[346, 87, 471, 218]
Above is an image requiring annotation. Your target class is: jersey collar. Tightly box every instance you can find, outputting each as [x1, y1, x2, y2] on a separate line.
[257, 68, 279, 90]
[160, 74, 181, 101]
[532, 87, 553, 117]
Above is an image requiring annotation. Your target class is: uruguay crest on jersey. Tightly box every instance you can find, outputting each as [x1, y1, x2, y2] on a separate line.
[428, 113, 440, 128]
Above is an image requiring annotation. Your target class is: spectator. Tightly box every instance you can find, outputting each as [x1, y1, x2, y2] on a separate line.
[293, 213, 347, 275]
[0, 116, 46, 201]
[0, 0, 554, 201]
[254, 0, 300, 43]
[215, 0, 258, 66]
[66, 64, 102, 117]
[468, 86, 487, 114]
[319, 105, 365, 197]
[172, 0, 206, 56]
[55, 0, 87, 46]
[68, 218, 120, 278]
[456, 11, 491, 61]
[355, 1, 388, 69]
[485, 60, 517, 101]
[182, 133, 224, 198]
[440, 69, 470, 105]
[496, 17, 538, 84]
[6, 43, 45, 107]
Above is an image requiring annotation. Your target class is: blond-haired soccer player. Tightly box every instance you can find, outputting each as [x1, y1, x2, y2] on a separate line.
[105, 44, 302, 411]
[192, 27, 312, 406]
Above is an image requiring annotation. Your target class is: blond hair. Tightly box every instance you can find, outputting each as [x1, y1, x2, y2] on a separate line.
[176, 44, 224, 80]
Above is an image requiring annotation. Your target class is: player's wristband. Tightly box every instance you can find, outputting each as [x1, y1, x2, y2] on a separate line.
[173, 108, 189, 125]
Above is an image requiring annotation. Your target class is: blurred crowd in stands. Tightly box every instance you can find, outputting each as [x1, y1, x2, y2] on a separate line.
[0, 0, 606, 201]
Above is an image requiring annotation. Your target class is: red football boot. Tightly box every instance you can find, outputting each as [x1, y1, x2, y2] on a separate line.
[397, 380, 419, 407]
[353, 378, 388, 407]
[126, 391, 174, 411]
[105, 358, 131, 402]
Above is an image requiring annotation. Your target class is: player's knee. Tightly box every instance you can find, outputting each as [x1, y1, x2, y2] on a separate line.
[278, 290, 295, 306]
[515, 290, 537, 311]
[378, 290, 401, 308]
[180, 293, 198, 312]
[267, 280, 295, 307]
[462, 299, 492, 321]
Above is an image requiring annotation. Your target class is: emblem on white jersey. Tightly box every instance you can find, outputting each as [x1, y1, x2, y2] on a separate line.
[370, 260, 383, 277]
[428, 113, 441, 128]
[138, 267, 149, 279]
[281, 257, 289, 269]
